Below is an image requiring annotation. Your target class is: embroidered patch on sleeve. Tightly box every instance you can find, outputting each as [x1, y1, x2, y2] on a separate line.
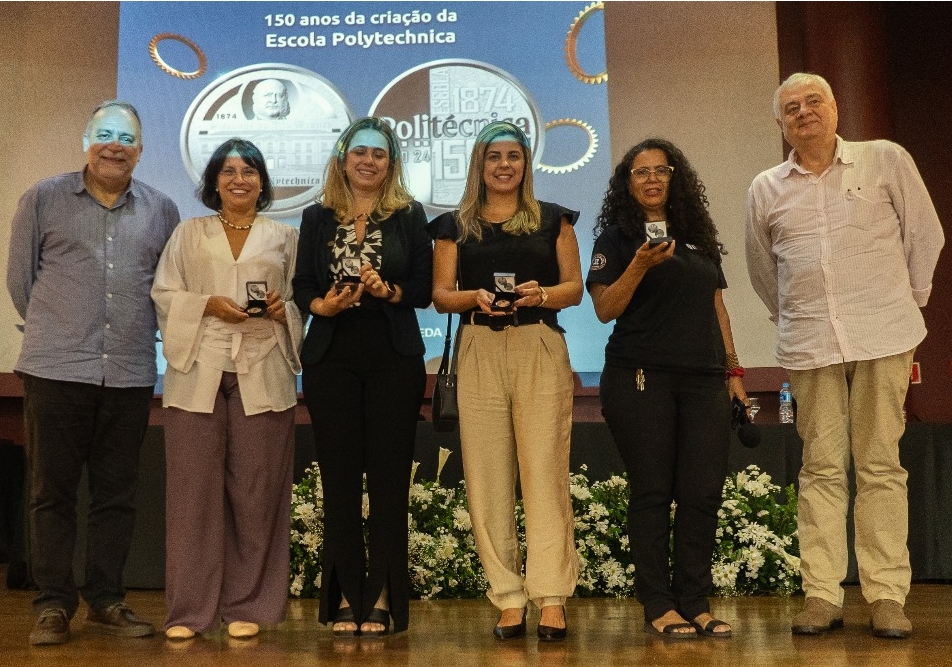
[590, 253, 607, 270]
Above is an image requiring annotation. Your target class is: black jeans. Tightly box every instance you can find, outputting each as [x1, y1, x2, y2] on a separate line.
[22, 374, 153, 617]
[301, 308, 425, 633]
[600, 365, 730, 622]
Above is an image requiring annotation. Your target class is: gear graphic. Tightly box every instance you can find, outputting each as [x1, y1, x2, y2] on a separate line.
[565, 2, 608, 85]
[537, 119, 599, 175]
[149, 33, 207, 80]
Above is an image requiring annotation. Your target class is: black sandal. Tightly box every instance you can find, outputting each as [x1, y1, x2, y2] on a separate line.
[643, 621, 698, 640]
[692, 617, 732, 638]
[333, 606, 359, 637]
[361, 608, 391, 637]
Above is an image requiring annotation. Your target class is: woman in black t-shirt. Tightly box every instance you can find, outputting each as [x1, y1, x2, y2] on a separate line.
[586, 138, 748, 640]
[431, 122, 583, 642]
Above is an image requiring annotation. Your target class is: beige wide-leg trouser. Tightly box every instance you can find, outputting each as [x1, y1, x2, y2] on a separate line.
[457, 323, 579, 611]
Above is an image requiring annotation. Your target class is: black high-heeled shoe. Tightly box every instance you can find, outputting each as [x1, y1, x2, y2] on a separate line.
[493, 608, 527, 641]
[537, 606, 567, 641]
[333, 606, 359, 637]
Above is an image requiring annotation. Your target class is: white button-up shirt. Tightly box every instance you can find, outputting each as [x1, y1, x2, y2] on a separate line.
[745, 137, 944, 370]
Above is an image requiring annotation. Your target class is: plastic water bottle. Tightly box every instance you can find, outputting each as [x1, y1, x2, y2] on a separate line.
[779, 382, 794, 424]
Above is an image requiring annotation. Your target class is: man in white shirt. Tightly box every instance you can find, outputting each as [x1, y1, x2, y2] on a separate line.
[746, 72, 943, 639]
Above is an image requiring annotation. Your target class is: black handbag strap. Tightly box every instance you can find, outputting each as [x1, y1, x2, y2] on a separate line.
[436, 236, 463, 376]
[449, 318, 462, 374]
[437, 313, 453, 375]
[436, 312, 462, 376]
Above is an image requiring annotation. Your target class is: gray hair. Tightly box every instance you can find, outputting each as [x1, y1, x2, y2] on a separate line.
[773, 73, 835, 120]
[84, 100, 143, 139]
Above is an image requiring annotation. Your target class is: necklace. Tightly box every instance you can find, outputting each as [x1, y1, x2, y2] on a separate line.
[480, 214, 514, 224]
[217, 211, 254, 230]
[348, 212, 371, 224]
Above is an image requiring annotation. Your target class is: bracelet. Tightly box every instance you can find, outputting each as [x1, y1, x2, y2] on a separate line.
[384, 281, 396, 302]
[725, 367, 745, 378]
[539, 286, 549, 306]
[725, 351, 741, 369]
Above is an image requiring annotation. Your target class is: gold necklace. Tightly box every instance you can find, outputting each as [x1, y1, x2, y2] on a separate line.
[348, 212, 372, 224]
[218, 211, 254, 230]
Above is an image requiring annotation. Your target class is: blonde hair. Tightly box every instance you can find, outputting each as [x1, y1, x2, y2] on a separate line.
[320, 117, 413, 221]
[456, 122, 541, 242]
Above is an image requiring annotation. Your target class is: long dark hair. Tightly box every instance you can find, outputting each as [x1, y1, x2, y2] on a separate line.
[594, 138, 724, 263]
[199, 138, 274, 212]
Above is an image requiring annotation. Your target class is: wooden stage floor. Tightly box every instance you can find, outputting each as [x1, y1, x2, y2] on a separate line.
[2, 570, 949, 666]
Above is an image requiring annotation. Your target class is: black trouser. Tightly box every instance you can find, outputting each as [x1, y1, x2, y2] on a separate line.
[21, 374, 153, 617]
[301, 309, 425, 633]
[600, 365, 730, 622]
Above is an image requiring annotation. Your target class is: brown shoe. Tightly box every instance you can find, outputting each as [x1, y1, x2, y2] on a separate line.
[30, 608, 71, 645]
[870, 599, 912, 639]
[791, 597, 843, 635]
[85, 602, 154, 637]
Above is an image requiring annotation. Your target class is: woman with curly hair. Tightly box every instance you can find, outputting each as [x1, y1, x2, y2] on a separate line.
[586, 138, 748, 640]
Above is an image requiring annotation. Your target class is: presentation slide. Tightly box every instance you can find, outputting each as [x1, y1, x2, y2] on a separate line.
[118, 1, 612, 381]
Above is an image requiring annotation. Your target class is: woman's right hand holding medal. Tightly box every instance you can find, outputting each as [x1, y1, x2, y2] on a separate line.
[204, 295, 250, 323]
[311, 282, 365, 317]
[474, 288, 498, 315]
[633, 239, 676, 271]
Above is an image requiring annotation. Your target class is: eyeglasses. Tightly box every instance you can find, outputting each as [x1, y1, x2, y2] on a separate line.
[90, 130, 138, 147]
[219, 167, 260, 180]
[630, 166, 674, 183]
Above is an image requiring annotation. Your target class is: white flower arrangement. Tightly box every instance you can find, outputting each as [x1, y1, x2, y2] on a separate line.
[712, 465, 801, 596]
[571, 466, 637, 597]
[289, 464, 324, 598]
[289, 455, 801, 600]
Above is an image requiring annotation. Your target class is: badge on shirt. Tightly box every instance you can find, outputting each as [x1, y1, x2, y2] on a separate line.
[590, 253, 607, 271]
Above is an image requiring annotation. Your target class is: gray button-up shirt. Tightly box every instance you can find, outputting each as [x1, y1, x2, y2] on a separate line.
[7, 170, 180, 387]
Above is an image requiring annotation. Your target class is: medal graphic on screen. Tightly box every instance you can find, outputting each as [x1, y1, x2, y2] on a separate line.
[181, 63, 355, 216]
[370, 59, 545, 215]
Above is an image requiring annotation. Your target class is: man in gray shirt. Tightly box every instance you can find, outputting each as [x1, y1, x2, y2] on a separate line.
[7, 100, 179, 646]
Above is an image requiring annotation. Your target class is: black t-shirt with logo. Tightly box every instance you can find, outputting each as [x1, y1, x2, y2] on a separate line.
[586, 224, 727, 374]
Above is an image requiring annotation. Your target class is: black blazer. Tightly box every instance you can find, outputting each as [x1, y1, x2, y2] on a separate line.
[292, 201, 433, 364]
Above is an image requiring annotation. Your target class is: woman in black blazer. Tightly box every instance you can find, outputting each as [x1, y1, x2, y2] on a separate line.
[293, 117, 432, 637]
